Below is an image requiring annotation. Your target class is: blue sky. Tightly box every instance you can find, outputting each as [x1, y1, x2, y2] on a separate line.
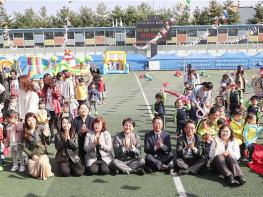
[3, 0, 260, 15]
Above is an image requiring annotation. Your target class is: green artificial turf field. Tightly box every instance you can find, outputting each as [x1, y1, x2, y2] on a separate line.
[0, 70, 262, 197]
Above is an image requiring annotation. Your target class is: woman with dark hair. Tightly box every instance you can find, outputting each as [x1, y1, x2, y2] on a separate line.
[84, 116, 112, 175]
[55, 117, 84, 177]
[41, 73, 62, 140]
[209, 124, 246, 186]
[73, 103, 94, 164]
[189, 82, 213, 122]
[111, 118, 145, 175]
[17, 75, 39, 120]
[235, 65, 247, 93]
[22, 112, 54, 180]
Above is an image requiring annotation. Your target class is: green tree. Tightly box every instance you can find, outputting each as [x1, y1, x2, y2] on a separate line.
[52, 6, 80, 27]
[13, 8, 39, 28]
[223, 0, 240, 24]
[208, 0, 223, 24]
[70, 12, 82, 27]
[95, 2, 110, 27]
[123, 5, 138, 26]
[192, 7, 201, 25]
[199, 8, 210, 25]
[49, 15, 60, 28]
[110, 6, 125, 26]
[52, 6, 70, 27]
[157, 8, 173, 21]
[38, 6, 49, 28]
[0, 6, 12, 27]
[173, 3, 191, 25]
[247, 1, 263, 24]
[136, 2, 154, 21]
[78, 6, 95, 27]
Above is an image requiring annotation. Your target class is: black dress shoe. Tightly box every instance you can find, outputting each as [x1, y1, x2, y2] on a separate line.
[144, 166, 152, 173]
[160, 164, 169, 172]
[135, 168, 145, 176]
[110, 168, 118, 176]
[236, 176, 246, 185]
[226, 175, 239, 186]
[178, 170, 188, 176]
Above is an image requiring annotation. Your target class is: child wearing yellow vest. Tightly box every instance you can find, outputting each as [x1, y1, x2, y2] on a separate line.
[75, 77, 88, 106]
[230, 109, 244, 145]
[36, 99, 51, 128]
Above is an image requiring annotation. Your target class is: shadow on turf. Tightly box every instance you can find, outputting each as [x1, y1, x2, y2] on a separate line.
[185, 193, 199, 197]
[3, 160, 31, 179]
[121, 185, 142, 190]
[25, 193, 41, 197]
[106, 110, 117, 113]
[93, 178, 107, 183]
[195, 170, 230, 187]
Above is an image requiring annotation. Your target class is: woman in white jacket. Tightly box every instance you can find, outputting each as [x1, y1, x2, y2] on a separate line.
[209, 124, 246, 186]
[84, 116, 113, 175]
[17, 76, 39, 121]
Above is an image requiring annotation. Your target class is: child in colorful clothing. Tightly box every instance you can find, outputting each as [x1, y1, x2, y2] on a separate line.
[196, 107, 220, 158]
[243, 114, 263, 162]
[230, 109, 245, 146]
[247, 96, 261, 123]
[97, 76, 106, 105]
[88, 81, 99, 115]
[219, 83, 229, 111]
[152, 90, 166, 125]
[197, 118, 218, 159]
[236, 81, 244, 104]
[75, 77, 88, 106]
[5, 110, 25, 172]
[36, 99, 51, 128]
[229, 82, 241, 117]
[173, 98, 191, 136]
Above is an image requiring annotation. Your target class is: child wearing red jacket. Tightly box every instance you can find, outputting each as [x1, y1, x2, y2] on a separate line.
[97, 76, 106, 105]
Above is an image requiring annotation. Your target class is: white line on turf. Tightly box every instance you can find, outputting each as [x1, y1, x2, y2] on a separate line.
[134, 72, 187, 197]
[134, 72, 154, 119]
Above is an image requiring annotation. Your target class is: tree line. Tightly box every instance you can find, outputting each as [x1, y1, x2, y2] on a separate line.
[0, 0, 262, 29]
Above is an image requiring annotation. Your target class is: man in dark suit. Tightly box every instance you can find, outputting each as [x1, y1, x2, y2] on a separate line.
[144, 116, 173, 172]
[173, 120, 206, 175]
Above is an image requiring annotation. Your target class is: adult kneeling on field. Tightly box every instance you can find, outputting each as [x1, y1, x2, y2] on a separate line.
[22, 112, 54, 180]
[84, 116, 113, 175]
[55, 117, 84, 177]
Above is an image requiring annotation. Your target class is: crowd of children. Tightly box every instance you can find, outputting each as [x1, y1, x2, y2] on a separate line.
[152, 64, 263, 166]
